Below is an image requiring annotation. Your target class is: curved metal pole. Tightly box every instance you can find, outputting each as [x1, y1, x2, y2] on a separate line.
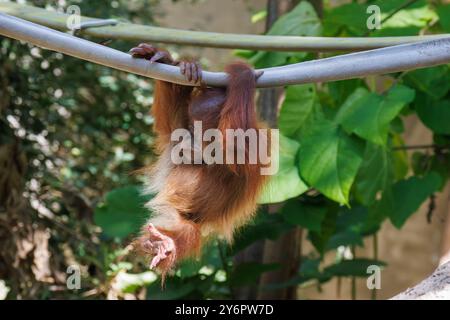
[1, 13, 450, 88]
[0, 1, 449, 52]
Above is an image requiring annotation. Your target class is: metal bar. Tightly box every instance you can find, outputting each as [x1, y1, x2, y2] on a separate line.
[1, 13, 450, 88]
[0, 1, 449, 52]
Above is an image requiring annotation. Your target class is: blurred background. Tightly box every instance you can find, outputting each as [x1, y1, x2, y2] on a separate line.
[0, 0, 449, 300]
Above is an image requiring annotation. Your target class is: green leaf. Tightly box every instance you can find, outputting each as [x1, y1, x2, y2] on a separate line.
[416, 100, 450, 135]
[251, 1, 321, 68]
[437, 5, 450, 32]
[336, 206, 369, 234]
[299, 119, 365, 204]
[326, 230, 363, 250]
[94, 186, 152, 239]
[147, 278, 198, 300]
[354, 143, 394, 206]
[373, 0, 437, 36]
[323, 3, 367, 35]
[324, 259, 386, 278]
[308, 204, 339, 254]
[229, 263, 280, 286]
[230, 209, 292, 255]
[405, 66, 450, 100]
[279, 84, 317, 139]
[281, 200, 327, 232]
[328, 79, 364, 107]
[259, 134, 308, 204]
[380, 172, 442, 228]
[178, 243, 222, 278]
[336, 85, 415, 145]
[113, 271, 157, 293]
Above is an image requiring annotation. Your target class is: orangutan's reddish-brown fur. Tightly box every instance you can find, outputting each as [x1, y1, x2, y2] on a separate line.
[129, 44, 268, 278]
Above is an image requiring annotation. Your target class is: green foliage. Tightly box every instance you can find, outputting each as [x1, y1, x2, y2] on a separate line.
[242, 0, 449, 299]
[336, 85, 415, 145]
[323, 259, 386, 278]
[298, 119, 365, 205]
[94, 186, 152, 239]
[240, 1, 322, 68]
[278, 84, 319, 139]
[437, 4, 450, 32]
[354, 143, 395, 206]
[416, 99, 450, 135]
[324, 0, 436, 36]
[258, 134, 308, 204]
[380, 172, 442, 228]
[282, 200, 327, 232]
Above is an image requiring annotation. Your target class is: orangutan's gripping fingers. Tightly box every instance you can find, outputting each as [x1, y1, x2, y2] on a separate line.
[130, 44, 174, 64]
[192, 62, 199, 83]
[129, 47, 148, 58]
[149, 51, 168, 64]
[185, 62, 193, 82]
[255, 70, 264, 80]
[138, 43, 157, 53]
[179, 61, 186, 76]
[195, 62, 203, 84]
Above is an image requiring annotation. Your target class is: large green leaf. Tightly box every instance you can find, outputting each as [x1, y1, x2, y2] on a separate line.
[94, 185, 152, 239]
[230, 209, 292, 255]
[147, 277, 199, 300]
[437, 4, 450, 32]
[113, 271, 157, 294]
[379, 172, 442, 228]
[416, 99, 450, 135]
[336, 206, 369, 234]
[259, 134, 308, 204]
[324, 259, 386, 278]
[323, 3, 367, 35]
[336, 85, 415, 145]
[251, 1, 321, 68]
[324, 0, 435, 37]
[308, 205, 339, 254]
[229, 263, 280, 286]
[279, 84, 317, 139]
[354, 143, 394, 206]
[405, 66, 450, 100]
[299, 119, 365, 204]
[281, 200, 327, 232]
[326, 230, 363, 250]
[328, 79, 364, 107]
[373, 0, 437, 36]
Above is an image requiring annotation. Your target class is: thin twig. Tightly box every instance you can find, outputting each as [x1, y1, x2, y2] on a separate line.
[392, 144, 449, 151]
[364, 0, 419, 36]
[380, 0, 419, 27]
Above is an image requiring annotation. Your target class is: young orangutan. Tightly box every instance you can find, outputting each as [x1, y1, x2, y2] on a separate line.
[129, 43, 269, 277]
